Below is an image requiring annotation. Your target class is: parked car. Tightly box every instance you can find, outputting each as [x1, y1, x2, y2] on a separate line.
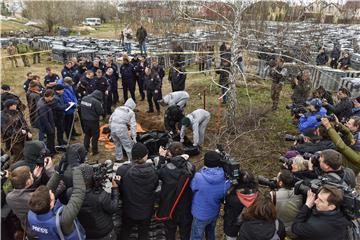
[82, 18, 101, 26]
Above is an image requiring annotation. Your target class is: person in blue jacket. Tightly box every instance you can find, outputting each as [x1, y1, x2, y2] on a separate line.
[63, 77, 79, 140]
[190, 151, 231, 240]
[298, 98, 327, 133]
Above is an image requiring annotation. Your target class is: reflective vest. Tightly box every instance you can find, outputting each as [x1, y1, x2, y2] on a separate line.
[28, 200, 86, 240]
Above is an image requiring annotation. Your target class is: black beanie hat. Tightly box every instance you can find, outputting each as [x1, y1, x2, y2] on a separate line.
[54, 84, 64, 91]
[4, 99, 18, 109]
[1, 84, 10, 91]
[131, 143, 149, 161]
[204, 151, 222, 168]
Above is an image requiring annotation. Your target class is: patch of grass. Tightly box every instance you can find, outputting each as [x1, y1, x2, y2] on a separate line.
[1, 20, 36, 33]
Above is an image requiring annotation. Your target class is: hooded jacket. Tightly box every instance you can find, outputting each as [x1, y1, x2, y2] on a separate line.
[180, 109, 211, 146]
[156, 155, 195, 220]
[10, 141, 47, 172]
[109, 98, 136, 137]
[162, 91, 189, 108]
[116, 163, 158, 220]
[292, 205, 350, 240]
[190, 167, 231, 221]
[298, 107, 327, 133]
[80, 90, 104, 121]
[63, 144, 87, 189]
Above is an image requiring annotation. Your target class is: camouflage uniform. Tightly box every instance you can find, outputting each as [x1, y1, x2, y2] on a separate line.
[269, 66, 288, 110]
[7, 45, 18, 67]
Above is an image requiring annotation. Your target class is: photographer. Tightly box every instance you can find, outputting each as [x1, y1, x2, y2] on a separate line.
[6, 162, 52, 237]
[269, 170, 303, 238]
[321, 117, 360, 175]
[156, 142, 195, 240]
[223, 171, 259, 240]
[291, 128, 336, 154]
[190, 151, 231, 240]
[291, 70, 311, 106]
[75, 164, 119, 240]
[116, 143, 158, 240]
[27, 164, 86, 239]
[352, 96, 360, 117]
[314, 149, 356, 188]
[291, 185, 350, 240]
[298, 98, 327, 133]
[322, 87, 353, 123]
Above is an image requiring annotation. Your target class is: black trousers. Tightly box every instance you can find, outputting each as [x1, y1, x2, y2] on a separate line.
[106, 93, 113, 114]
[64, 114, 77, 138]
[330, 59, 338, 69]
[123, 83, 136, 103]
[110, 84, 119, 105]
[83, 120, 99, 153]
[119, 214, 150, 240]
[147, 90, 160, 112]
[136, 77, 145, 100]
[55, 116, 66, 145]
[45, 131, 56, 154]
[164, 214, 192, 240]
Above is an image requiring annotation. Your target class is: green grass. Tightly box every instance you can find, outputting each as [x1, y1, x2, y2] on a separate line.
[0, 20, 36, 33]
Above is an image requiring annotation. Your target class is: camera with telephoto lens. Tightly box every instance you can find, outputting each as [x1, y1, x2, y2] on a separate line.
[0, 153, 10, 179]
[91, 160, 114, 190]
[316, 114, 336, 122]
[286, 104, 307, 119]
[258, 175, 277, 190]
[279, 156, 293, 171]
[215, 144, 241, 182]
[294, 173, 360, 219]
[285, 134, 305, 144]
[303, 152, 321, 169]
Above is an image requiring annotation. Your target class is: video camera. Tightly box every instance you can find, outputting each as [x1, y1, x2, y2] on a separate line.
[91, 160, 114, 190]
[258, 175, 277, 190]
[294, 173, 360, 219]
[215, 144, 241, 182]
[286, 104, 307, 119]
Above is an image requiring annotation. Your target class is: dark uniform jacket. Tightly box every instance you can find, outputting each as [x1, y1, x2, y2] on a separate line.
[144, 72, 161, 91]
[80, 90, 103, 121]
[120, 63, 136, 87]
[325, 97, 353, 122]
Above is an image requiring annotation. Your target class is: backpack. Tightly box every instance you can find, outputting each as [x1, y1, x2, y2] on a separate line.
[347, 219, 360, 240]
[56, 206, 86, 240]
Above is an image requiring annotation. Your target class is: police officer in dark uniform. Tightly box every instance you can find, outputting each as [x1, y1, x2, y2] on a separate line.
[80, 90, 104, 155]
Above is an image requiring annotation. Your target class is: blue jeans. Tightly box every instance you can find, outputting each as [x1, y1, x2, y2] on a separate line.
[139, 41, 147, 55]
[125, 42, 131, 54]
[191, 216, 217, 240]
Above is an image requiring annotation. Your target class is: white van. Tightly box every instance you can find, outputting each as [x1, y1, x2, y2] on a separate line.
[82, 18, 101, 26]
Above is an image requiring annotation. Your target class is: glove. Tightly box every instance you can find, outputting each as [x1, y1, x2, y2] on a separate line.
[57, 158, 68, 175]
[132, 137, 137, 143]
[180, 138, 184, 143]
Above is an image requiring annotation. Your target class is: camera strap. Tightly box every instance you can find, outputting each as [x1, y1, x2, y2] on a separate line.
[271, 191, 277, 206]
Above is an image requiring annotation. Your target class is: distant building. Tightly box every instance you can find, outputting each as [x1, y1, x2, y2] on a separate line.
[304, 0, 342, 23]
